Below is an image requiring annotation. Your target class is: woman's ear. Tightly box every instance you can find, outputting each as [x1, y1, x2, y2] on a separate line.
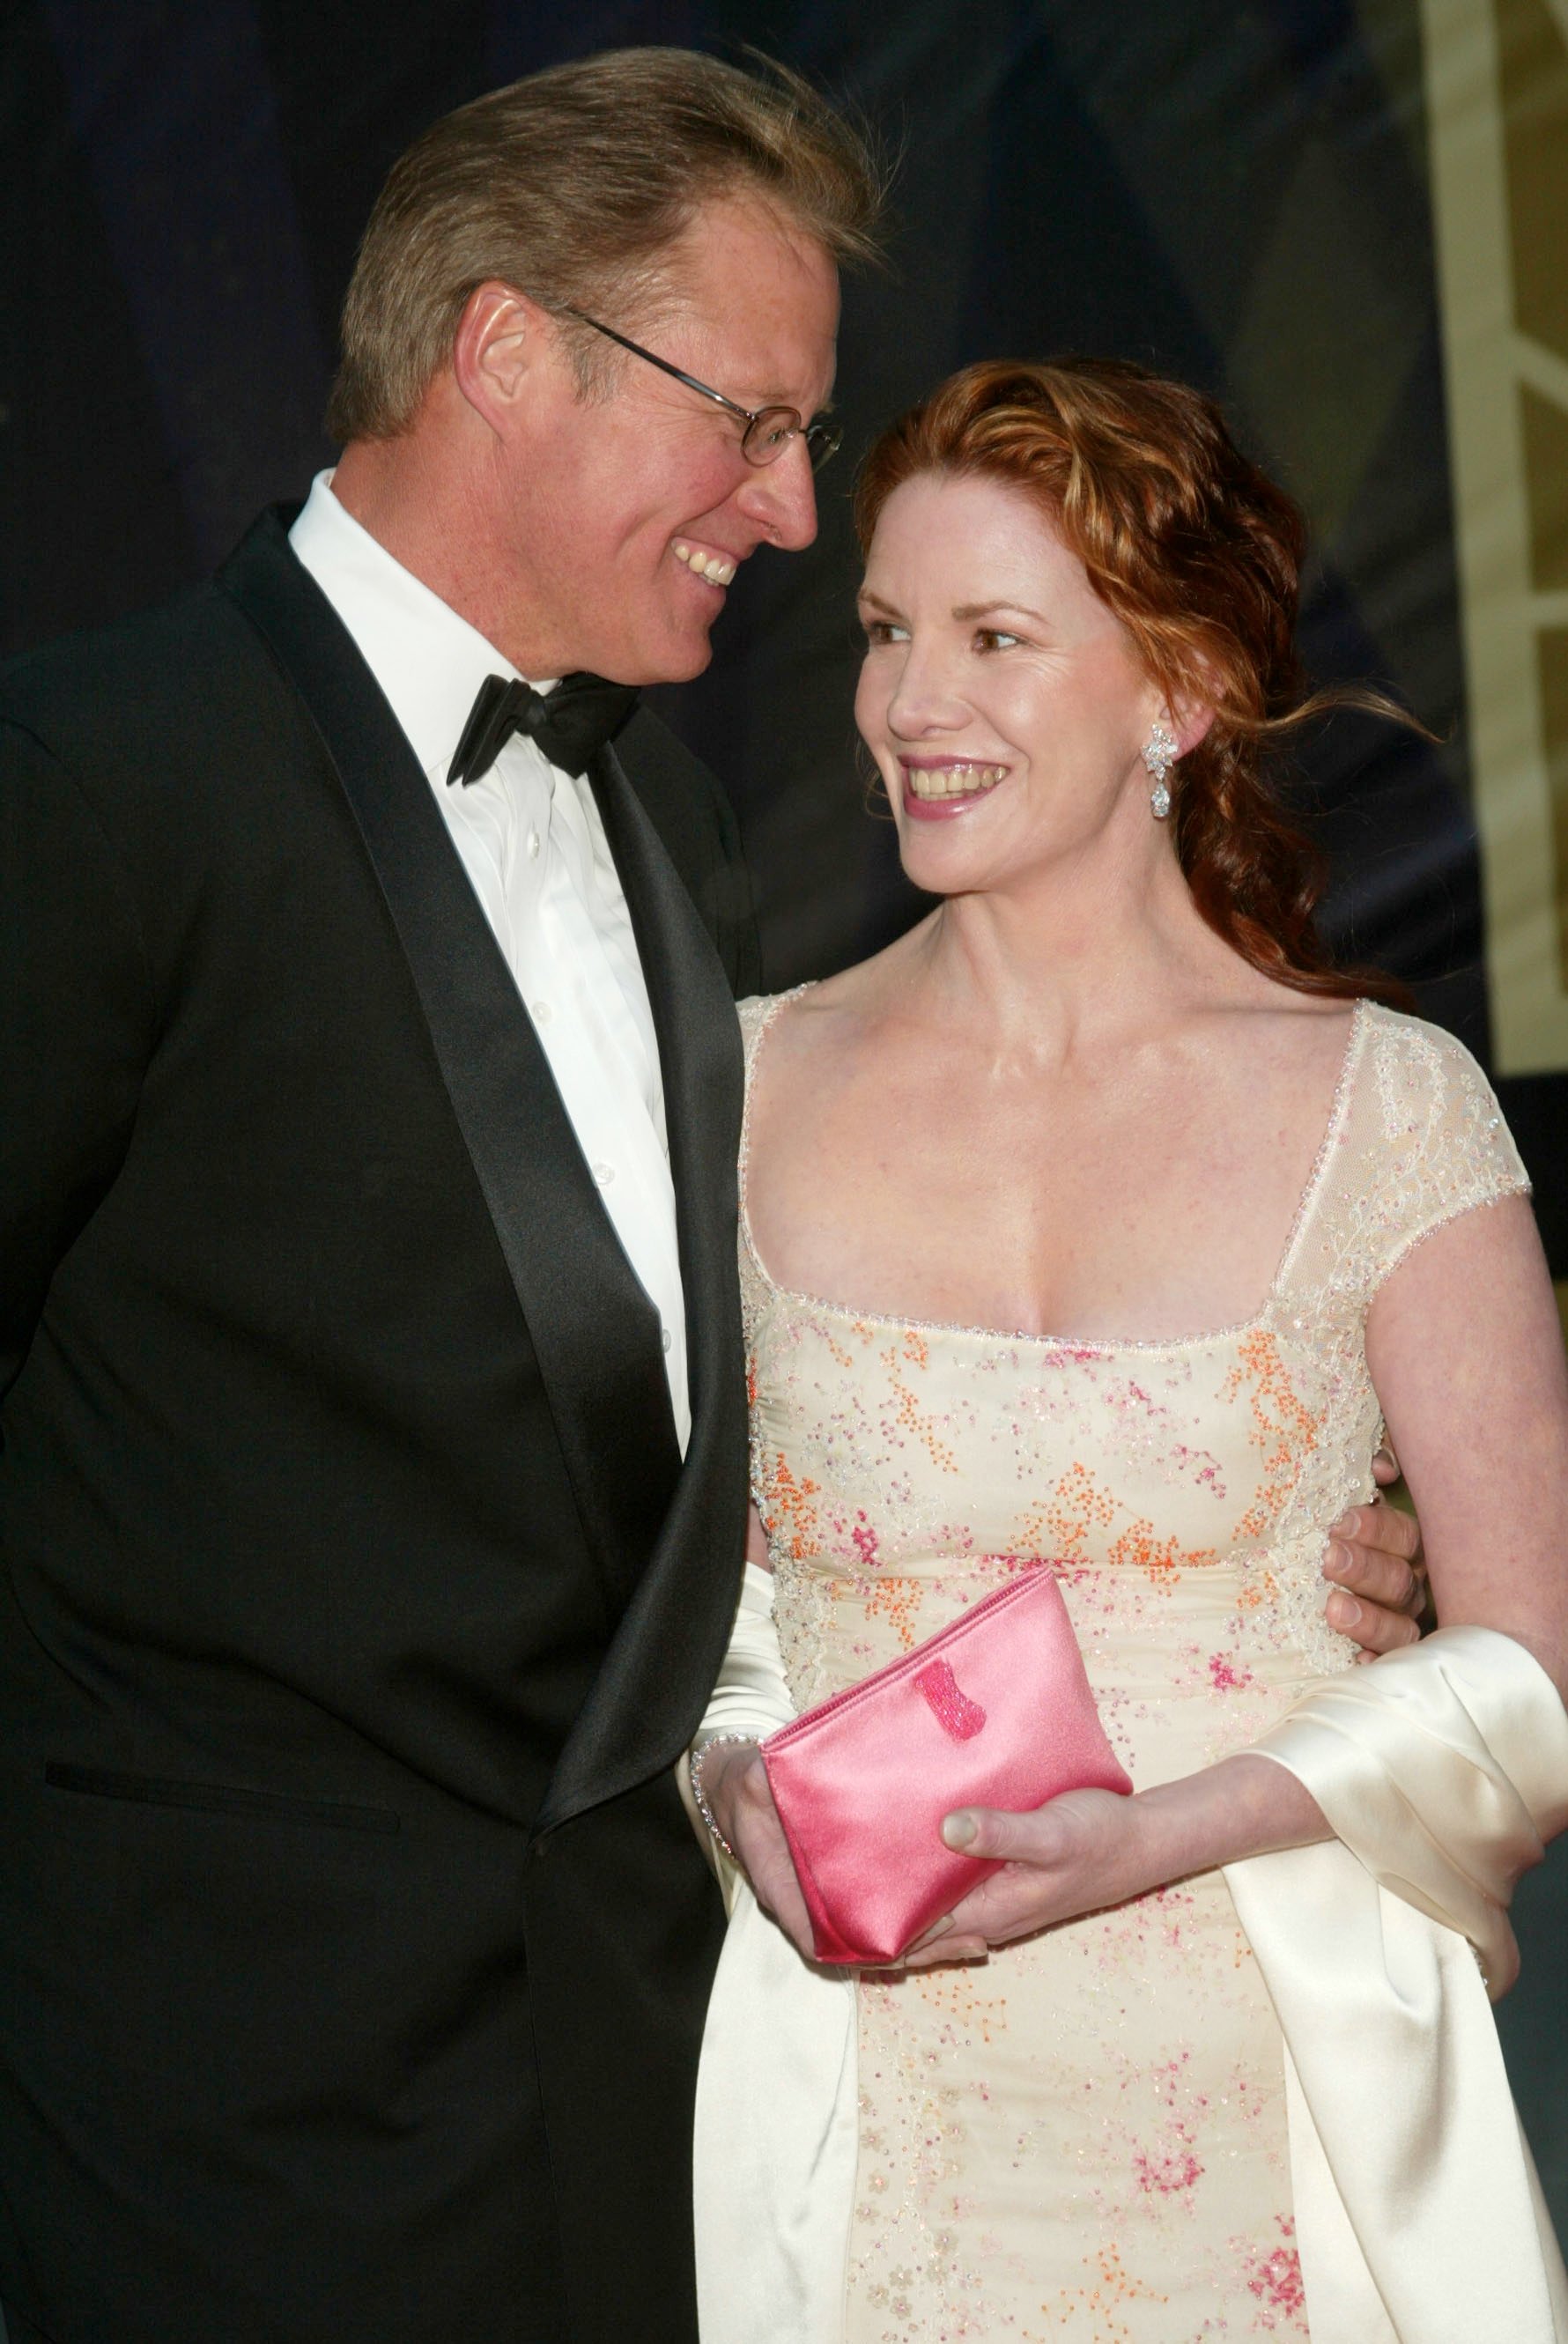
[1172, 700, 1217, 758]
[1162, 667, 1219, 760]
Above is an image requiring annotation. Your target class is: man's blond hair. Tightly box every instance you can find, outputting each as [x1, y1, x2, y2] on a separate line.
[327, 48, 884, 444]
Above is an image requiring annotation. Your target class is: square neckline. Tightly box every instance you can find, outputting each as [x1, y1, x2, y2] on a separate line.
[737, 983, 1371, 1357]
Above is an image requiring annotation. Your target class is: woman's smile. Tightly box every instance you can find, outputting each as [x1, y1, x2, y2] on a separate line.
[899, 755, 1009, 817]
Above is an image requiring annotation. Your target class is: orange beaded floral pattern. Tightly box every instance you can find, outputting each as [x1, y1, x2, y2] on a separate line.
[736, 990, 1528, 2341]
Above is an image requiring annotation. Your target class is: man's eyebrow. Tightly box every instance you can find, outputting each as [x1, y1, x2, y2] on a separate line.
[735, 388, 836, 413]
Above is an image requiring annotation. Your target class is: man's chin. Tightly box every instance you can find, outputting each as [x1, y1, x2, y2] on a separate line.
[610, 630, 717, 691]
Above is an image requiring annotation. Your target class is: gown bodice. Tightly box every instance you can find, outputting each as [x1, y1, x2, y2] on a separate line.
[741, 988, 1527, 1722]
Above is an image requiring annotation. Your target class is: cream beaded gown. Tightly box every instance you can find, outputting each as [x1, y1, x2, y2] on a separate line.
[730, 987, 1530, 2343]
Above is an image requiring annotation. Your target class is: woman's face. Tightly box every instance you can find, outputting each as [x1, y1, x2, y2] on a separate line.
[854, 470, 1165, 899]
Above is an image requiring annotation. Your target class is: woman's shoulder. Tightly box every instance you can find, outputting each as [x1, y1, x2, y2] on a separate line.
[1352, 1002, 1518, 1151]
[736, 984, 812, 1050]
[1291, 999, 1531, 1301]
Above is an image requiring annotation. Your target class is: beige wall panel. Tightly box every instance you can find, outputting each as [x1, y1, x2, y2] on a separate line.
[1541, 629, 1568, 985]
[1423, 0, 1568, 1070]
[1498, 0, 1568, 361]
[1521, 387, 1568, 587]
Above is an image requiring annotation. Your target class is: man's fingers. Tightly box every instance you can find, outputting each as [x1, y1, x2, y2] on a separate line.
[1331, 1499, 1421, 1566]
[1322, 1500, 1430, 1649]
[1323, 1500, 1427, 1630]
[1370, 1442, 1402, 1486]
[1323, 1584, 1421, 1652]
[1323, 1537, 1424, 1616]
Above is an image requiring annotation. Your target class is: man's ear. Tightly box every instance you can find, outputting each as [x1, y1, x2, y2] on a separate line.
[450, 282, 551, 434]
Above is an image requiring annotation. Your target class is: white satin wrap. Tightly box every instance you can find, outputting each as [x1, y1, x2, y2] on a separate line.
[691, 1564, 857, 2344]
[1224, 1625, 1568, 2342]
[693, 1601, 1568, 2344]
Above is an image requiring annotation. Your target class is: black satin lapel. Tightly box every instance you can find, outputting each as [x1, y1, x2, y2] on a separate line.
[218, 513, 681, 1606]
[533, 743, 750, 1834]
[585, 742, 745, 1426]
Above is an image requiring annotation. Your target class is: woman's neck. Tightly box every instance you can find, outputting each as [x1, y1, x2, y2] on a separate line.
[894, 843, 1239, 1063]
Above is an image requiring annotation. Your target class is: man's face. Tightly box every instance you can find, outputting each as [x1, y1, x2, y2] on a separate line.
[504, 198, 840, 684]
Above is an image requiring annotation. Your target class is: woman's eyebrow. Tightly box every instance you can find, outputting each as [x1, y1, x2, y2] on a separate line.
[950, 600, 1047, 624]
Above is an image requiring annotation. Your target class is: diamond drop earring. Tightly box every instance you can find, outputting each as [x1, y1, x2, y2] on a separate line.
[1143, 719, 1177, 819]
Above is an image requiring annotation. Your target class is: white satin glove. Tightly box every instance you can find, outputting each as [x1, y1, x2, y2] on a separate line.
[698, 1560, 795, 1742]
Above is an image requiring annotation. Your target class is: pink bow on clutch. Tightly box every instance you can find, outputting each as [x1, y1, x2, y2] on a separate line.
[761, 1567, 1133, 1966]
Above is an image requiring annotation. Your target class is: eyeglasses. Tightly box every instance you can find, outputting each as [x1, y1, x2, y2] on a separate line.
[556, 304, 843, 474]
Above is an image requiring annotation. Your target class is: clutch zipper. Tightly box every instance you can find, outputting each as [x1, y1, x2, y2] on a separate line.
[763, 1566, 1051, 1748]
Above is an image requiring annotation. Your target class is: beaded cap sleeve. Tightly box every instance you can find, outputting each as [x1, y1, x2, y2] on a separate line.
[1276, 1004, 1528, 1317]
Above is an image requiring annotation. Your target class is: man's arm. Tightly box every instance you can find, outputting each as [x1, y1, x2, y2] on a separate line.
[0, 719, 153, 1396]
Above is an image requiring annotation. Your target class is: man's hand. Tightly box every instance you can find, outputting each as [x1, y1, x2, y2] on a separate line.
[696, 1741, 817, 1961]
[1322, 1446, 1427, 1658]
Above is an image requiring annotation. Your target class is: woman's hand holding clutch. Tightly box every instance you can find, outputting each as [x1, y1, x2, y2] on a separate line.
[698, 1741, 819, 1961]
[705, 1745, 1324, 1975]
[906, 1755, 1330, 1968]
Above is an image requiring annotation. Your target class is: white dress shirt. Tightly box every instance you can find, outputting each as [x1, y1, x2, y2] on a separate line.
[289, 471, 690, 1453]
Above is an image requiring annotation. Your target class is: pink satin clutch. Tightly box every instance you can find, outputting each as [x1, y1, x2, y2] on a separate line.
[761, 1567, 1133, 1966]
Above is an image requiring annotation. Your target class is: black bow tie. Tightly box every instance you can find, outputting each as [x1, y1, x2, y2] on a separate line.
[449, 670, 639, 787]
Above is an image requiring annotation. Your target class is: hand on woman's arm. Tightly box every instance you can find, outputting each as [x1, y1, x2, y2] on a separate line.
[1320, 1460, 1427, 1655]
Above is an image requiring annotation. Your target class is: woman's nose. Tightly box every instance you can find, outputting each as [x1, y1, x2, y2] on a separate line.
[886, 643, 965, 735]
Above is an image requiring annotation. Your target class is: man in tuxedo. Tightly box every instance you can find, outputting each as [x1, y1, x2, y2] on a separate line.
[0, 44, 1423, 2344]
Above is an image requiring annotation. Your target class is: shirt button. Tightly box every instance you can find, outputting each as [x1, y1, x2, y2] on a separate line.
[531, 1000, 553, 1025]
[661, 1327, 673, 1353]
[527, 830, 541, 860]
[592, 1162, 615, 1187]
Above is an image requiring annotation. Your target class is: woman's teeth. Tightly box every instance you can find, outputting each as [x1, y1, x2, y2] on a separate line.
[905, 762, 1007, 800]
[673, 543, 736, 586]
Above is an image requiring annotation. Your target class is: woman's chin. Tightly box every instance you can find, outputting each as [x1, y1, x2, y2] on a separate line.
[894, 793, 1003, 889]
[897, 836, 990, 898]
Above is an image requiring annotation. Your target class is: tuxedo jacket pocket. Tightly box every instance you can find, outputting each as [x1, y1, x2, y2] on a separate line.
[44, 1762, 400, 1834]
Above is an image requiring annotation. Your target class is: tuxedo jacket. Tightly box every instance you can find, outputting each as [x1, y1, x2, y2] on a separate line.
[0, 512, 760, 2344]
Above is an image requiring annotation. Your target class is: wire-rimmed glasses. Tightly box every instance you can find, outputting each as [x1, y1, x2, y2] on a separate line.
[555, 304, 843, 474]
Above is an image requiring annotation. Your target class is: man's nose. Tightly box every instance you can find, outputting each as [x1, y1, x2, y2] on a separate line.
[736, 438, 819, 551]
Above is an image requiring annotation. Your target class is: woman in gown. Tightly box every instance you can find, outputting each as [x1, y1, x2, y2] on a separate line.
[688, 359, 1568, 2343]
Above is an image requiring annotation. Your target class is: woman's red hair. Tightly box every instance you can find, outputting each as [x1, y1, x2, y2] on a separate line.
[854, 357, 1415, 1009]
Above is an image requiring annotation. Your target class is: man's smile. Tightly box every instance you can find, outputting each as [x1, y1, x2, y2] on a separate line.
[672, 538, 739, 587]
